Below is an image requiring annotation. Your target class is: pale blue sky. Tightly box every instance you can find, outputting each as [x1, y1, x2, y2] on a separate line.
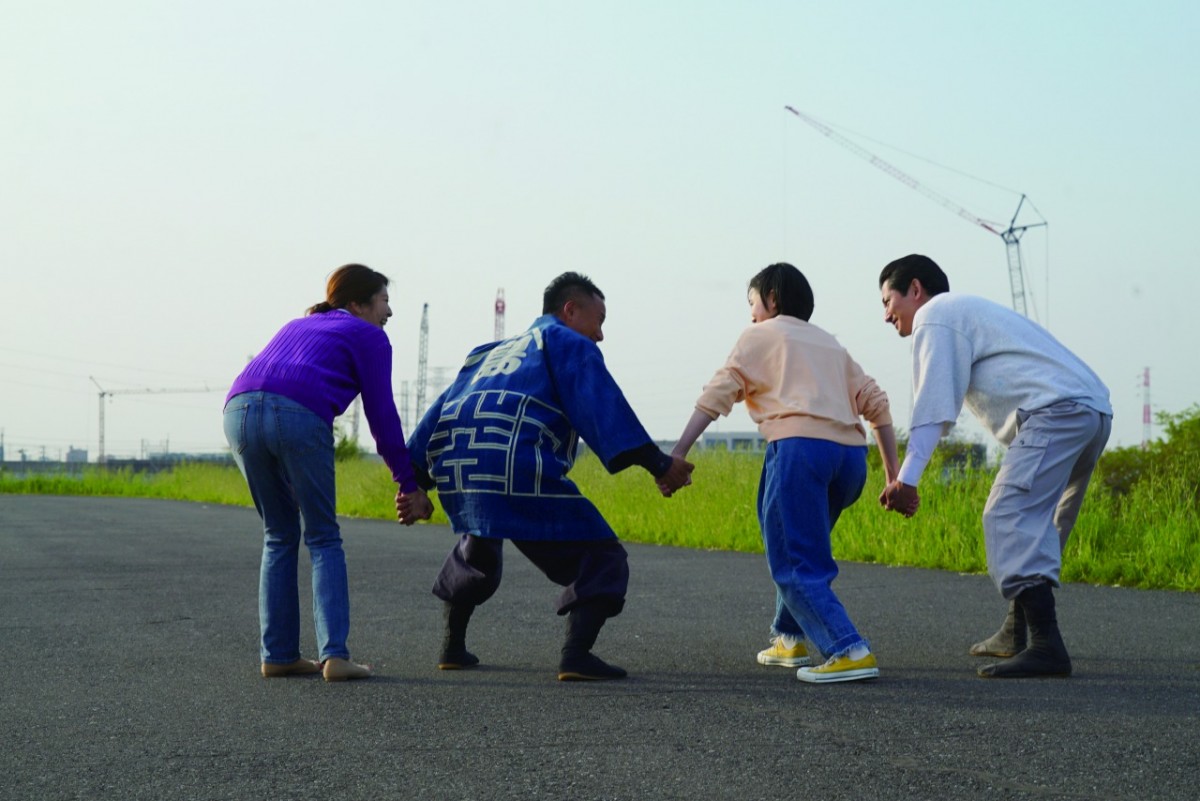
[3, 1, 1197, 459]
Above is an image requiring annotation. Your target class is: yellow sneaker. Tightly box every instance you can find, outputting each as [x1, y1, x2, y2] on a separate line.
[796, 652, 879, 683]
[756, 636, 811, 667]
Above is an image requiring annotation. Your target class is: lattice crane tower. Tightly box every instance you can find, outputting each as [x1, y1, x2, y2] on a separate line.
[415, 303, 429, 419]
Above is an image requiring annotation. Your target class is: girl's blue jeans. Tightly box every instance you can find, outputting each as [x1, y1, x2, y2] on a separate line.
[758, 437, 869, 659]
[223, 391, 350, 664]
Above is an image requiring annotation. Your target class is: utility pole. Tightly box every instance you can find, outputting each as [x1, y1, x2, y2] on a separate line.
[90, 377, 108, 463]
[1142, 367, 1152, 450]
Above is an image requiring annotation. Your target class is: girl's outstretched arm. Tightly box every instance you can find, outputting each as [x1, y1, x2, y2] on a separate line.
[872, 423, 901, 484]
[671, 408, 717, 459]
[874, 423, 919, 517]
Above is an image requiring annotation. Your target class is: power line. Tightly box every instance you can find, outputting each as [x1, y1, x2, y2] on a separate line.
[785, 106, 1048, 320]
[814, 114, 1025, 196]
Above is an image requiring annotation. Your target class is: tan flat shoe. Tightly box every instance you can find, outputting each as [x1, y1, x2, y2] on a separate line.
[322, 657, 372, 682]
[261, 658, 322, 678]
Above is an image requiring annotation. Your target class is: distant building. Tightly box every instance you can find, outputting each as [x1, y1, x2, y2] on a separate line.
[66, 446, 88, 463]
[578, 432, 768, 457]
[699, 431, 766, 452]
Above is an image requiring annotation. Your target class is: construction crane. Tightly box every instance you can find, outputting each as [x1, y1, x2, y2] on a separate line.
[784, 106, 1046, 318]
[415, 303, 429, 419]
[88, 377, 217, 463]
[494, 288, 506, 341]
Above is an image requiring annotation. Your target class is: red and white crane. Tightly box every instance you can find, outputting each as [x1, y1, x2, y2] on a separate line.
[494, 288, 506, 341]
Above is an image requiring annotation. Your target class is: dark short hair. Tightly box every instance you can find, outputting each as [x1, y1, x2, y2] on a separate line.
[879, 254, 950, 296]
[543, 272, 604, 315]
[748, 263, 814, 321]
[307, 264, 389, 315]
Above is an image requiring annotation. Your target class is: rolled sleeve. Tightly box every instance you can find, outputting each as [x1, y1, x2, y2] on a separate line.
[854, 376, 893, 429]
[695, 366, 747, 419]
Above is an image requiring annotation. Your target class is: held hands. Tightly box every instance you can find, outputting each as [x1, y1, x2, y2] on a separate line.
[395, 488, 434, 526]
[879, 480, 920, 518]
[656, 454, 695, 498]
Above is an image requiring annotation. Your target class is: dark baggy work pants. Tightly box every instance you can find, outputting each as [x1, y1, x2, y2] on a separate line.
[432, 533, 629, 617]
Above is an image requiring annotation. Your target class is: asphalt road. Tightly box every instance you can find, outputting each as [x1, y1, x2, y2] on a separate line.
[2, 495, 1197, 800]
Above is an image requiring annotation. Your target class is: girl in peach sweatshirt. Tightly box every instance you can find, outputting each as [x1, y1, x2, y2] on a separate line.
[669, 263, 902, 683]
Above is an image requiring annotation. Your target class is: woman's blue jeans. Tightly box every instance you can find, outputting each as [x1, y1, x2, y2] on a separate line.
[758, 437, 869, 658]
[223, 391, 350, 664]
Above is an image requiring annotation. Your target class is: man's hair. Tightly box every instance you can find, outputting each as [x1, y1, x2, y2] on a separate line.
[748, 263, 814, 321]
[879, 254, 950, 296]
[543, 271, 604, 315]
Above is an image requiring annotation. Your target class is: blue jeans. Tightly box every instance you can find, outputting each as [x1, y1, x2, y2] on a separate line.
[223, 392, 349, 664]
[758, 438, 869, 658]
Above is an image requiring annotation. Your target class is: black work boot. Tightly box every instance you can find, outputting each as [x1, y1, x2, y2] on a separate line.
[969, 600, 1027, 657]
[437, 602, 479, 670]
[557, 604, 627, 681]
[978, 583, 1071, 679]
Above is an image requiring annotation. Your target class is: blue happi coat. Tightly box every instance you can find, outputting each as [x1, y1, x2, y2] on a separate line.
[407, 315, 657, 541]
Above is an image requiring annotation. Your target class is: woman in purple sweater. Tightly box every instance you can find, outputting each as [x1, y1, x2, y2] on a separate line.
[224, 264, 425, 682]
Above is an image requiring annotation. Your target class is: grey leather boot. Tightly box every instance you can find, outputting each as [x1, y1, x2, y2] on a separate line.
[969, 600, 1027, 657]
[978, 584, 1071, 679]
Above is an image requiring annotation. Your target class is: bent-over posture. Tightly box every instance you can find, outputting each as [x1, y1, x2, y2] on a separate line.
[405, 272, 692, 680]
[879, 254, 1112, 678]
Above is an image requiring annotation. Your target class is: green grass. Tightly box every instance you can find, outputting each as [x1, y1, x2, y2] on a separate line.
[3, 449, 1197, 592]
[0, 463, 253, 505]
[569, 449, 1199, 592]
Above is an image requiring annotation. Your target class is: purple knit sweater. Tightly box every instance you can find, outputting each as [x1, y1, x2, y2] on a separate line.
[226, 309, 418, 492]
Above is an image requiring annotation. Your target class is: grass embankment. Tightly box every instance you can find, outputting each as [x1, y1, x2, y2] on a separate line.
[3, 449, 1197, 592]
[573, 449, 1200, 593]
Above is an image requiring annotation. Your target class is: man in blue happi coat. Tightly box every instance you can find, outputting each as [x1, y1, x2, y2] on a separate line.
[402, 272, 694, 680]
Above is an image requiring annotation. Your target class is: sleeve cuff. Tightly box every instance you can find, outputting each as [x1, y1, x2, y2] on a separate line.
[609, 442, 673, 477]
[897, 423, 942, 486]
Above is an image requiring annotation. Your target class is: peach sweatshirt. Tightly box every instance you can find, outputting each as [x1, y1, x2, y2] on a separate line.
[695, 316, 892, 447]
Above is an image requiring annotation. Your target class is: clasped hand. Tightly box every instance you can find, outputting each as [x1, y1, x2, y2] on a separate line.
[395, 488, 434, 526]
[879, 480, 920, 518]
[656, 454, 694, 498]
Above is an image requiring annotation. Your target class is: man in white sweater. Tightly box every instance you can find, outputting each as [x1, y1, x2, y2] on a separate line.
[878, 254, 1112, 679]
